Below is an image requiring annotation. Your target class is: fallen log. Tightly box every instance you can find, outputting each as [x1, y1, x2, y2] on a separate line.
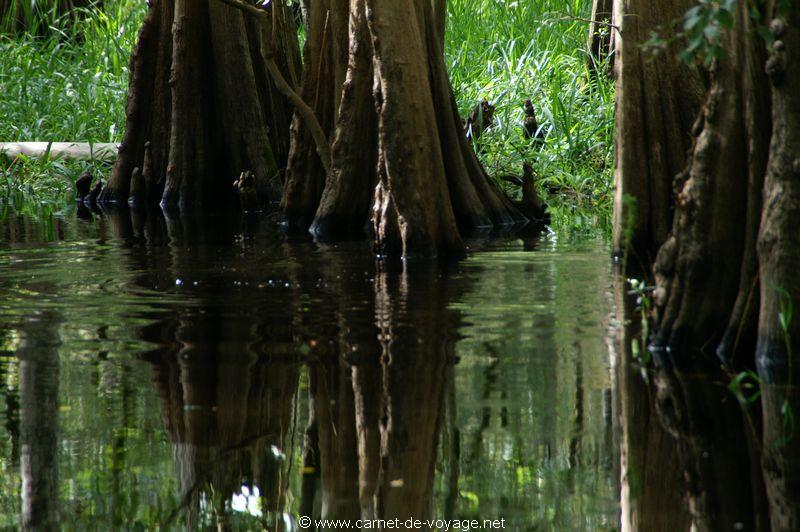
[0, 142, 119, 161]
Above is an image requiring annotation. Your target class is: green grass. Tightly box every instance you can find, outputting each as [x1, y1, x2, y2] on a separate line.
[447, 0, 614, 234]
[1, 0, 614, 233]
[0, 0, 144, 211]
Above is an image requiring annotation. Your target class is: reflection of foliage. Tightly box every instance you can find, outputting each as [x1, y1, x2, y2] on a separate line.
[773, 285, 797, 447]
[729, 370, 761, 404]
[55, 356, 181, 529]
[627, 278, 654, 375]
[442, 241, 617, 530]
[729, 285, 798, 448]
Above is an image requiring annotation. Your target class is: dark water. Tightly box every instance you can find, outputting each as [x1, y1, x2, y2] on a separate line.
[0, 208, 620, 530]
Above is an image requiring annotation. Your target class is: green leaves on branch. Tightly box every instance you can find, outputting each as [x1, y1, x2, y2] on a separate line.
[680, 0, 736, 63]
[643, 0, 738, 66]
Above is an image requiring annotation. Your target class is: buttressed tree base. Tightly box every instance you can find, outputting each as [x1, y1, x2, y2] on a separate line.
[285, 0, 526, 257]
[615, 0, 800, 529]
[100, 0, 300, 209]
[103, 0, 529, 258]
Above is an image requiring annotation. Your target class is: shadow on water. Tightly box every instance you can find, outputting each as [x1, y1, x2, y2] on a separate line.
[0, 205, 655, 529]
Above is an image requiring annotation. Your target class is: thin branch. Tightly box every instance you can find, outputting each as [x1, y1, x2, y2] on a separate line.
[216, 0, 332, 173]
[548, 13, 620, 32]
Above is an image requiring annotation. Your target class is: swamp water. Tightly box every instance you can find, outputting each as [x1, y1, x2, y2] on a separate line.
[0, 208, 648, 530]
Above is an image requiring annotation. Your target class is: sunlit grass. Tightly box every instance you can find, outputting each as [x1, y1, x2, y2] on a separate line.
[447, 0, 614, 234]
[0, 0, 144, 211]
[1, 0, 613, 234]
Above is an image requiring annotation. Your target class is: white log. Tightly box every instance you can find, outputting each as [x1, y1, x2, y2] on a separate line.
[0, 142, 119, 161]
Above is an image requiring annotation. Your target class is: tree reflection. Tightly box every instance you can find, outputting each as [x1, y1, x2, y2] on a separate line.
[110, 209, 456, 530]
[611, 273, 772, 531]
[0, 208, 620, 529]
[16, 311, 62, 531]
[611, 275, 690, 531]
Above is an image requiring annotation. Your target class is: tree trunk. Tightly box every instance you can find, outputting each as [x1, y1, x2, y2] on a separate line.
[282, 0, 525, 257]
[635, 0, 800, 528]
[280, 0, 350, 233]
[612, 0, 705, 263]
[587, 0, 613, 73]
[756, 5, 800, 529]
[653, 2, 771, 362]
[100, 0, 300, 210]
[648, 3, 773, 529]
[308, 0, 378, 240]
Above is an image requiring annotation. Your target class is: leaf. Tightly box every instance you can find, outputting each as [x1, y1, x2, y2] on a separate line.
[729, 371, 761, 404]
[758, 24, 775, 45]
[704, 24, 719, 40]
[684, 6, 703, 30]
[717, 9, 735, 29]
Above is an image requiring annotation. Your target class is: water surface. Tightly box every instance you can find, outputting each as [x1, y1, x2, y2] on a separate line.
[0, 208, 617, 530]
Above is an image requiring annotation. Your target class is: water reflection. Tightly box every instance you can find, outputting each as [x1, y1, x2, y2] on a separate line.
[610, 277, 689, 531]
[18, 311, 61, 530]
[0, 207, 616, 529]
[145, 345, 298, 529]
[610, 273, 777, 531]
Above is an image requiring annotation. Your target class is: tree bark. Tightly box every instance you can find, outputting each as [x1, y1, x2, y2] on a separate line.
[647, 3, 774, 530]
[587, 0, 613, 72]
[612, 0, 705, 263]
[100, 0, 300, 210]
[279, 0, 349, 233]
[756, 5, 800, 529]
[280, 0, 524, 257]
[308, 0, 377, 241]
[653, 1, 771, 366]
[632, 0, 800, 528]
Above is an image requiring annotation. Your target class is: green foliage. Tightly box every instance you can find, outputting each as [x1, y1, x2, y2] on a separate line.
[729, 370, 761, 404]
[446, 0, 614, 234]
[1, 0, 69, 34]
[733, 284, 798, 448]
[0, 0, 144, 208]
[679, 0, 737, 64]
[773, 284, 797, 447]
[642, 0, 737, 65]
[1, 153, 110, 213]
